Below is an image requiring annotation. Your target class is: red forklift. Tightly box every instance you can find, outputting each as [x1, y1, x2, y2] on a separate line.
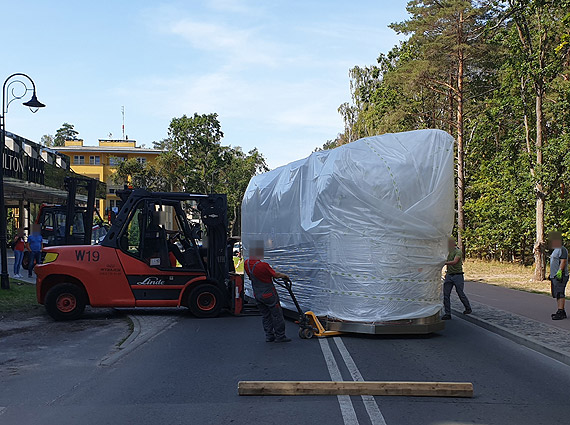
[35, 188, 244, 321]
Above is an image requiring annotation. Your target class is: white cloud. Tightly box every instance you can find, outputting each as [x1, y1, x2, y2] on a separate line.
[169, 20, 250, 51]
[111, 69, 344, 167]
[132, 2, 388, 167]
[145, 2, 285, 69]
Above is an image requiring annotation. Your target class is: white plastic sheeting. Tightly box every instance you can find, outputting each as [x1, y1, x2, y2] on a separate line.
[241, 129, 455, 322]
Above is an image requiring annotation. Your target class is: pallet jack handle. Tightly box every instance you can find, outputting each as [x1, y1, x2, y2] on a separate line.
[272, 277, 304, 318]
[272, 277, 343, 339]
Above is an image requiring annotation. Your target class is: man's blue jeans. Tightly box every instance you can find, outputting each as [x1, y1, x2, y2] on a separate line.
[443, 273, 471, 315]
[28, 251, 42, 277]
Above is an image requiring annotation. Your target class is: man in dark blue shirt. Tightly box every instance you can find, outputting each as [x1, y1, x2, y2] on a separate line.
[26, 225, 43, 279]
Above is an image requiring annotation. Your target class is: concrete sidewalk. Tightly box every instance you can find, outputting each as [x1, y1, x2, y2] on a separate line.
[5, 252, 37, 284]
[451, 280, 570, 366]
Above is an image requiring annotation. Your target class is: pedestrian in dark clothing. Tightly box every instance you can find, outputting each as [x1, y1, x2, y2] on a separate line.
[244, 241, 291, 343]
[26, 225, 43, 279]
[548, 231, 568, 320]
[442, 236, 472, 320]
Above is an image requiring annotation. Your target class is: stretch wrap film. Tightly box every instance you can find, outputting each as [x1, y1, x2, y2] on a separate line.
[242, 129, 455, 322]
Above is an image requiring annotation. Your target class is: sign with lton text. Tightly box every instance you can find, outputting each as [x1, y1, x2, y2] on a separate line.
[3, 146, 45, 185]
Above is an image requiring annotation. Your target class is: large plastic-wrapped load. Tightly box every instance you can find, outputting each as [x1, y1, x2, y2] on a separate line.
[241, 129, 455, 322]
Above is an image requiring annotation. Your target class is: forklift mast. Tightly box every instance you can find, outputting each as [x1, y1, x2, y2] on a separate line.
[64, 177, 98, 245]
[101, 189, 230, 288]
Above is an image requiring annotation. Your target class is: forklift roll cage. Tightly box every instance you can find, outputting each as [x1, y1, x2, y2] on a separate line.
[101, 189, 230, 292]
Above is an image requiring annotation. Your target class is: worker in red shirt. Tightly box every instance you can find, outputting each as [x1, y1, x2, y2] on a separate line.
[245, 241, 291, 343]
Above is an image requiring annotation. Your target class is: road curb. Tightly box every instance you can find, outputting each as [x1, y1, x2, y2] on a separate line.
[452, 308, 570, 367]
[99, 315, 143, 367]
[99, 314, 180, 367]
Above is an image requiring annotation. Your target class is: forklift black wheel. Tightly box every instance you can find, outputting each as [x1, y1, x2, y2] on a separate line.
[300, 328, 314, 339]
[188, 284, 224, 318]
[45, 283, 87, 321]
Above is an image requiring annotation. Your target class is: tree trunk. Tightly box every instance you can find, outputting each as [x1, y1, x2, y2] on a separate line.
[456, 10, 466, 256]
[448, 72, 454, 134]
[533, 91, 546, 280]
[230, 204, 239, 237]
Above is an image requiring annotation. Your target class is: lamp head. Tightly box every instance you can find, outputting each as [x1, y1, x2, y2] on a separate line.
[23, 92, 46, 113]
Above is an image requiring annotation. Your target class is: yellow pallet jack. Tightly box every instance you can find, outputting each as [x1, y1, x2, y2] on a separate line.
[273, 278, 342, 339]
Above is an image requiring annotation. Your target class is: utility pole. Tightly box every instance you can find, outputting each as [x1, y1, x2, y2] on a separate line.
[122, 106, 125, 140]
[0, 73, 45, 290]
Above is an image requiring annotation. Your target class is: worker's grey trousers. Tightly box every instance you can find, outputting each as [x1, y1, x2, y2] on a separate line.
[443, 274, 471, 315]
[256, 291, 286, 340]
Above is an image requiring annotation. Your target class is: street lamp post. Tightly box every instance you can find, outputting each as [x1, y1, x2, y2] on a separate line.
[0, 73, 45, 290]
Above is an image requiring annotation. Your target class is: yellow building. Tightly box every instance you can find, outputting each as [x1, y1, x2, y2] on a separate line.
[55, 139, 162, 215]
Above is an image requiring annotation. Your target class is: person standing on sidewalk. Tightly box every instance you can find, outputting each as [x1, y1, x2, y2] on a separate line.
[26, 225, 43, 279]
[442, 236, 472, 320]
[12, 229, 26, 278]
[548, 231, 568, 320]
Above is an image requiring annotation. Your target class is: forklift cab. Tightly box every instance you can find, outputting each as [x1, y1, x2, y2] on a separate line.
[102, 189, 232, 299]
[38, 206, 108, 247]
[36, 176, 107, 247]
[39, 207, 86, 246]
[118, 197, 205, 271]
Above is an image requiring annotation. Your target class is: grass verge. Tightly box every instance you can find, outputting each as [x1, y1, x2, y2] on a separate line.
[0, 279, 39, 313]
[464, 259, 568, 298]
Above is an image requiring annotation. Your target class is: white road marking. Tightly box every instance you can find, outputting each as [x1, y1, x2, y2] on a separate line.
[318, 338, 359, 425]
[334, 337, 388, 425]
[0, 407, 6, 415]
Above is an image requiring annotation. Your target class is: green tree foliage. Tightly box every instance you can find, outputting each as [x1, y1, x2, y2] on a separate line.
[54, 123, 79, 146]
[219, 146, 268, 235]
[501, 0, 570, 278]
[40, 134, 54, 147]
[331, 0, 570, 277]
[155, 113, 225, 194]
[112, 157, 170, 191]
[117, 113, 268, 235]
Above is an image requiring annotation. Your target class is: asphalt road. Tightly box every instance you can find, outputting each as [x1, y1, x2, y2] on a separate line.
[1, 311, 570, 425]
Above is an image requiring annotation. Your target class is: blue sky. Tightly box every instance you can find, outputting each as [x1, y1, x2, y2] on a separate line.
[3, 0, 409, 168]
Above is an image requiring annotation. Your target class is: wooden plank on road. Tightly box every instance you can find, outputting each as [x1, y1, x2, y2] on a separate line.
[238, 381, 473, 398]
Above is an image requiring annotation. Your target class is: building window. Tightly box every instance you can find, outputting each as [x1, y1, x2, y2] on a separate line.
[109, 188, 115, 194]
[89, 155, 100, 165]
[73, 155, 85, 165]
[136, 157, 147, 165]
[109, 156, 126, 166]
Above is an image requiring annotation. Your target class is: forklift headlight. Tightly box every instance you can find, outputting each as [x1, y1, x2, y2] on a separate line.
[43, 253, 59, 263]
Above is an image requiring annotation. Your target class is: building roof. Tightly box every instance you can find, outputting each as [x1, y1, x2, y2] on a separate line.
[55, 145, 162, 155]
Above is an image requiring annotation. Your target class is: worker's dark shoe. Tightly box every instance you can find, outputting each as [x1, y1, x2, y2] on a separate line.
[265, 336, 276, 342]
[463, 308, 472, 315]
[274, 337, 292, 343]
[441, 314, 452, 320]
[551, 310, 567, 320]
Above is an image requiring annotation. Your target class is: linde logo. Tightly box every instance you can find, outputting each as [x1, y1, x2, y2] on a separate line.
[3, 151, 24, 174]
[136, 277, 165, 285]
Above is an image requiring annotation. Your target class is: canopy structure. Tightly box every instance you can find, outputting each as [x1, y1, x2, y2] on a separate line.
[242, 129, 455, 323]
